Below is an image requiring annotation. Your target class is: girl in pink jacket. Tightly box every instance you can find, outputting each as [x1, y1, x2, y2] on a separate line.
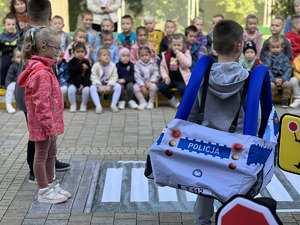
[18, 27, 70, 204]
[159, 33, 192, 108]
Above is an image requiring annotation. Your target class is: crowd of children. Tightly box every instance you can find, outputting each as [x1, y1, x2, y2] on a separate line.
[2, 1, 300, 114]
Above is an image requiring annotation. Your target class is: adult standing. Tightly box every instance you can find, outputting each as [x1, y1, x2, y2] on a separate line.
[9, 0, 29, 32]
[87, 0, 121, 32]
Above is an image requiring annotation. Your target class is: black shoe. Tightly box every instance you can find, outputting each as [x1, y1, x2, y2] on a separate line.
[281, 99, 289, 108]
[55, 159, 70, 171]
[28, 173, 37, 184]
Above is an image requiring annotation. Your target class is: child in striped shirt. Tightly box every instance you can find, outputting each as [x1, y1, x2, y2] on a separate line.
[192, 17, 207, 58]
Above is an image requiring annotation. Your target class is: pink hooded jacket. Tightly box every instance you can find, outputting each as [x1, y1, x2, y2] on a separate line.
[18, 56, 64, 142]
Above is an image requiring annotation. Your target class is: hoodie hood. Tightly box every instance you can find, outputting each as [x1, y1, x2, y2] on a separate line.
[18, 55, 56, 88]
[208, 62, 249, 100]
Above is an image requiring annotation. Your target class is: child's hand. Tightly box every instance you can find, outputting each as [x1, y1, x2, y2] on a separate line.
[146, 81, 152, 89]
[78, 84, 84, 91]
[141, 86, 148, 95]
[49, 133, 58, 141]
[164, 77, 171, 85]
[104, 85, 112, 93]
[174, 50, 180, 55]
[98, 85, 105, 93]
[275, 78, 282, 86]
[82, 64, 88, 71]
[126, 66, 130, 71]
[118, 78, 125, 84]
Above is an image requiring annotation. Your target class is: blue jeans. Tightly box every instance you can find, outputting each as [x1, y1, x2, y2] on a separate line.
[159, 81, 186, 100]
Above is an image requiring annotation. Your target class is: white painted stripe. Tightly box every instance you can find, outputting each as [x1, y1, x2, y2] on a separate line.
[158, 186, 178, 201]
[266, 174, 293, 201]
[101, 168, 123, 202]
[282, 170, 300, 195]
[185, 191, 197, 201]
[130, 168, 149, 202]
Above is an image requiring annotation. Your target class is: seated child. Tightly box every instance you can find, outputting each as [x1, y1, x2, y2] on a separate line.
[0, 14, 18, 88]
[191, 17, 207, 58]
[56, 50, 69, 103]
[262, 36, 292, 108]
[188, 19, 251, 225]
[243, 14, 263, 57]
[90, 48, 121, 113]
[290, 54, 300, 108]
[50, 15, 72, 53]
[130, 26, 157, 64]
[80, 10, 101, 64]
[5, 48, 20, 113]
[67, 42, 91, 112]
[261, 17, 293, 62]
[284, 15, 300, 59]
[98, 30, 118, 63]
[159, 20, 176, 57]
[284, 0, 300, 34]
[239, 41, 261, 72]
[133, 46, 160, 110]
[118, 15, 136, 49]
[100, 19, 122, 49]
[116, 48, 138, 109]
[159, 33, 192, 109]
[185, 25, 200, 72]
[206, 14, 224, 54]
[64, 28, 91, 62]
[144, 15, 164, 56]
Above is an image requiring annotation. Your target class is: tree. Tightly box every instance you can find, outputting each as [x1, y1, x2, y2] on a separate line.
[271, 0, 294, 20]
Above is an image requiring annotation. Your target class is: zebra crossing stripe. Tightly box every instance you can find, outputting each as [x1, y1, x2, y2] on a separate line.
[185, 190, 197, 201]
[266, 174, 293, 201]
[101, 168, 123, 202]
[282, 170, 300, 195]
[130, 168, 149, 202]
[158, 186, 178, 201]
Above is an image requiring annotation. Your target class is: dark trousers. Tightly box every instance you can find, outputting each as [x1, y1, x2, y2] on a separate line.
[159, 81, 186, 100]
[1, 54, 12, 86]
[24, 112, 35, 175]
[92, 22, 118, 32]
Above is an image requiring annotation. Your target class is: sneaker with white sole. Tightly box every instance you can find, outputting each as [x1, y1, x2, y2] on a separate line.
[28, 173, 37, 184]
[111, 105, 119, 112]
[49, 180, 71, 199]
[95, 106, 103, 114]
[79, 104, 87, 112]
[38, 187, 68, 204]
[146, 102, 154, 109]
[128, 100, 138, 109]
[138, 102, 147, 110]
[6, 104, 16, 114]
[290, 99, 300, 108]
[118, 101, 126, 110]
[70, 105, 76, 112]
[169, 97, 180, 109]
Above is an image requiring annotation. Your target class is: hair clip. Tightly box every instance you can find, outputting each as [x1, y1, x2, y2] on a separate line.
[30, 26, 46, 39]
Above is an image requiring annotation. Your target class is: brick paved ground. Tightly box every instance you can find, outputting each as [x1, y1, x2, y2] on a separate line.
[0, 105, 300, 225]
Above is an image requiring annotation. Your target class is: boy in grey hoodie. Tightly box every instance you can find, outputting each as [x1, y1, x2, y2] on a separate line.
[188, 20, 248, 225]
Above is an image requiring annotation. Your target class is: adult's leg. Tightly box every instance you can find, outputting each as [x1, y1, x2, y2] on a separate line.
[193, 195, 214, 225]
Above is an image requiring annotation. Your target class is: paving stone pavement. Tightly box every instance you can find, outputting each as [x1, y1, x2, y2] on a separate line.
[0, 105, 300, 225]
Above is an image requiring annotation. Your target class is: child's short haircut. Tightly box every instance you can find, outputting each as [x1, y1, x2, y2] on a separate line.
[273, 16, 284, 25]
[10, 0, 27, 15]
[191, 17, 203, 25]
[81, 9, 93, 19]
[165, 20, 176, 27]
[3, 13, 17, 25]
[294, 0, 300, 6]
[290, 15, 300, 27]
[136, 26, 148, 35]
[51, 15, 64, 23]
[97, 47, 110, 57]
[101, 19, 114, 27]
[213, 14, 224, 19]
[185, 25, 198, 36]
[27, 0, 52, 23]
[72, 41, 87, 53]
[213, 20, 243, 55]
[73, 28, 87, 41]
[100, 30, 113, 39]
[268, 35, 284, 47]
[138, 46, 151, 55]
[169, 33, 186, 51]
[245, 14, 259, 26]
[122, 15, 133, 23]
[144, 15, 155, 21]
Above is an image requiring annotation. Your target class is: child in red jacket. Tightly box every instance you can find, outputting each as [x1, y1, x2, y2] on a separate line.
[18, 27, 71, 204]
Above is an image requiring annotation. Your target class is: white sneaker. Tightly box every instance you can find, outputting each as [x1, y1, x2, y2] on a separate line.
[146, 102, 154, 109]
[6, 104, 16, 114]
[128, 100, 138, 109]
[138, 102, 147, 110]
[95, 106, 103, 114]
[70, 105, 76, 112]
[118, 101, 126, 110]
[49, 180, 71, 199]
[79, 104, 87, 112]
[38, 187, 68, 204]
[169, 97, 180, 109]
[290, 99, 300, 108]
[111, 105, 119, 112]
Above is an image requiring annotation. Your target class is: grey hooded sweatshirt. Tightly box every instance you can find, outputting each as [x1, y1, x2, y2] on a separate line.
[188, 62, 249, 134]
